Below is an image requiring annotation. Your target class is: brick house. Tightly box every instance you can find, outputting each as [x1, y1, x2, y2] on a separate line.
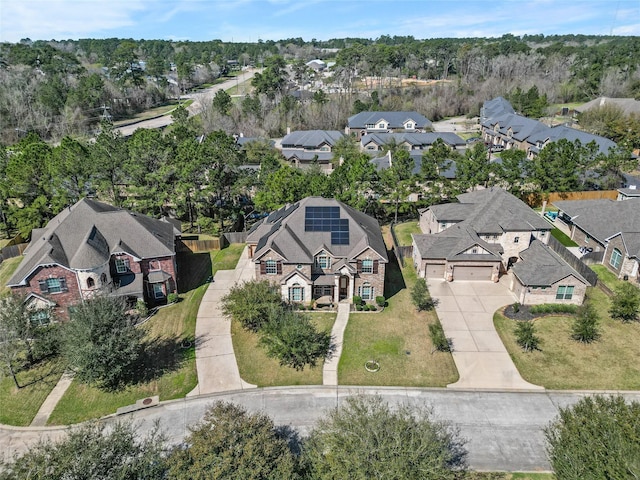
[8, 198, 180, 319]
[412, 188, 589, 305]
[246, 197, 388, 305]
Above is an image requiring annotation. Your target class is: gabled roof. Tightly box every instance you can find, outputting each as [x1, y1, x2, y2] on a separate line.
[9, 198, 180, 286]
[429, 188, 550, 233]
[247, 197, 388, 265]
[527, 125, 617, 155]
[511, 240, 589, 286]
[553, 198, 640, 244]
[281, 150, 334, 163]
[370, 151, 457, 178]
[361, 132, 464, 149]
[607, 232, 640, 259]
[412, 224, 502, 261]
[481, 97, 515, 119]
[575, 97, 640, 116]
[348, 111, 432, 129]
[281, 130, 344, 149]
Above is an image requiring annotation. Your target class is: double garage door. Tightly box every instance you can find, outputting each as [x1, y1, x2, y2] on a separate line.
[453, 266, 493, 281]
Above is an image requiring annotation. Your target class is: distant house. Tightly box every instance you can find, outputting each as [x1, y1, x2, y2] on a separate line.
[346, 111, 432, 139]
[525, 125, 618, 159]
[575, 97, 640, 117]
[280, 130, 344, 170]
[246, 197, 388, 305]
[8, 198, 180, 320]
[360, 132, 465, 152]
[413, 188, 589, 305]
[481, 112, 548, 151]
[306, 59, 327, 72]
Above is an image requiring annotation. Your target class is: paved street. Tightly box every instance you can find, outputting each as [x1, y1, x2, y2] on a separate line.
[428, 276, 543, 390]
[4, 387, 639, 472]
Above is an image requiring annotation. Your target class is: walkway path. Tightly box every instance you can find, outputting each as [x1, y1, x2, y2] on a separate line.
[322, 302, 350, 385]
[427, 276, 543, 390]
[29, 372, 74, 427]
[187, 246, 256, 396]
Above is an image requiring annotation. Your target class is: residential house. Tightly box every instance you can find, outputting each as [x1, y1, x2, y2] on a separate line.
[360, 132, 465, 153]
[412, 188, 589, 304]
[553, 198, 640, 281]
[480, 96, 515, 123]
[575, 97, 640, 117]
[346, 111, 432, 139]
[246, 197, 388, 305]
[280, 130, 344, 170]
[8, 198, 180, 319]
[525, 125, 618, 159]
[481, 112, 548, 151]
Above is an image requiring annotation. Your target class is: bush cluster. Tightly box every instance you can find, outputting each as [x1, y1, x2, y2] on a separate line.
[529, 304, 578, 315]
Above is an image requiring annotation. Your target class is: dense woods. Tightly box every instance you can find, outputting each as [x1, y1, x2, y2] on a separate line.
[1, 34, 640, 143]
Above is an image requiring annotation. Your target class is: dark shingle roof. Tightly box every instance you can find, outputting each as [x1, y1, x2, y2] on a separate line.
[247, 197, 388, 265]
[527, 125, 617, 155]
[412, 224, 502, 261]
[575, 97, 640, 116]
[553, 198, 640, 244]
[511, 240, 589, 286]
[281, 130, 343, 149]
[361, 132, 464, 149]
[482, 97, 515, 119]
[348, 111, 432, 129]
[9, 198, 179, 286]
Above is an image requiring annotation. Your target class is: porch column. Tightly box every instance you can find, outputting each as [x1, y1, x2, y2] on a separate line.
[334, 275, 340, 304]
[348, 273, 355, 301]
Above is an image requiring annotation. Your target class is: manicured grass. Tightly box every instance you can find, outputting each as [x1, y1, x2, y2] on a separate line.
[0, 256, 23, 295]
[232, 313, 336, 386]
[393, 221, 421, 246]
[494, 288, 640, 390]
[339, 256, 458, 387]
[590, 264, 638, 293]
[550, 228, 578, 247]
[0, 357, 64, 426]
[47, 245, 245, 425]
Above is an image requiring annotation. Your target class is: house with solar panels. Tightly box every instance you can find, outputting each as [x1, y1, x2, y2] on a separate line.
[246, 197, 388, 306]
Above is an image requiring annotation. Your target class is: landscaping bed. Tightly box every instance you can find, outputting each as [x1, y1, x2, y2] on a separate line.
[494, 288, 640, 390]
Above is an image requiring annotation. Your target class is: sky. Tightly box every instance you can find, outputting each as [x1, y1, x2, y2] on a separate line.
[1, 0, 639, 44]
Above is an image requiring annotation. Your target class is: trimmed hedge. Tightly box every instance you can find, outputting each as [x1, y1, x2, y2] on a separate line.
[529, 304, 578, 315]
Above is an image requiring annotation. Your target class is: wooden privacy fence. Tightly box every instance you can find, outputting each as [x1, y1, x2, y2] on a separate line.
[176, 232, 247, 253]
[547, 235, 598, 286]
[389, 223, 413, 267]
[525, 190, 618, 207]
[0, 242, 28, 265]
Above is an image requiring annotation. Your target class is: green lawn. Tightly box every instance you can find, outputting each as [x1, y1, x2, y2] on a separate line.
[0, 357, 64, 426]
[393, 221, 421, 246]
[46, 245, 245, 425]
[590, 264, 639, 293]
[0, 256, 23, 295]
[232, 313, 336, 386]
[339, 254, 458, 387]
[494, 288, 640, 390]
[550, 228, 578, 247]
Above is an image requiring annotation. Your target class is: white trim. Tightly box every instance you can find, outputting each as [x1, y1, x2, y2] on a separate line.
[7, 262, 76, 287]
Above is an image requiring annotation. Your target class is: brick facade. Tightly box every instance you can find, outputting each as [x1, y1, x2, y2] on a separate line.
[603, 235, 639, 281]
[12, 265, 81, 319]
[511, 274, 587, 306]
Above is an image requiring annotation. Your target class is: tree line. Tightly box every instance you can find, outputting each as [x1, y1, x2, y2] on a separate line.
[0, 114, 634, 240]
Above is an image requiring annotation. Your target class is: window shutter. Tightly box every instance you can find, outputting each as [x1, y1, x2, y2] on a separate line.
[357, 260, 362, 273]
[260, 262, 266, 274]
[38, 279, 48, 293]
[373, 260, 379, 274]
[59, 277, 68, 292]
[276, 262, 282, 275]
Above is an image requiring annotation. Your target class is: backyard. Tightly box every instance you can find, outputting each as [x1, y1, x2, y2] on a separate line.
[2, 244, 245, 426]
[494, 288, 640, 390]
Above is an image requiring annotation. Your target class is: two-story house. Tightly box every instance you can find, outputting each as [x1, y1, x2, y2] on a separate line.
[413, 188, 589, 305]
[246, 197, 388, 305]
[360, 132, 465, 153]
[346, 111, 432, 139]
[280, 130, 344, 170]
[8, 198, 180, 319]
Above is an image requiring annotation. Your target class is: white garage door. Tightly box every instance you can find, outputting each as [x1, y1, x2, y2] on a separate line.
[425, 263, 446, 278]
[453, 266, 493, 281]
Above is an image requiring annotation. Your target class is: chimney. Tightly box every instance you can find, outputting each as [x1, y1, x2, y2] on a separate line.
[286, 126, 291, 135]
[541, 200, 547, 216]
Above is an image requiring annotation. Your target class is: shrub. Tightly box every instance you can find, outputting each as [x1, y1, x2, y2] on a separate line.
[375, 296, 386, 307]
[609, 282, 640, 322]
[412, 278, 435, 311]
[352, 295, 363, 306]
[369, 304, 377, 312]
[221, 280, 283, 332]
[136, 299, 148, 317]
[429, 323, 450, 352]
[356, 305, 363, 311]
[513, 302, 520, 313]
[514, 321, 540, 352]
[572, 303, 600, 343]
[529, 304, 578, 315]
[167, 292, 179, 304]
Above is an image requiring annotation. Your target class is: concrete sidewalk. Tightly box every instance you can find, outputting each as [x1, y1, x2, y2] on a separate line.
[322, 302, 350, 386]
[428, 276, 543, 391]
[187, 246, 256, 396]
[29, 372, 74, 427]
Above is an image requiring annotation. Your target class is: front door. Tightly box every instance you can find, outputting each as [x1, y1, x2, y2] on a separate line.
[339, 276, 348, 300]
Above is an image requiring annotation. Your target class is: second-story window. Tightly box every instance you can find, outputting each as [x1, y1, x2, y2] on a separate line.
[115, 257, 130, 273]
[361, 259, 374, 274]
[265, 259, 278, 275]
[316, 253, 331, 269]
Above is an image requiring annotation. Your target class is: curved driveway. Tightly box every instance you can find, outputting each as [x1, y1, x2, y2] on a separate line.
[4, 387, 640, 472]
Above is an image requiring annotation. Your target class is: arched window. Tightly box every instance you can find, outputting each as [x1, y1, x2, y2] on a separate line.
[610, 248, 623, 269]
[359, 282, 374, 300]
[289, 283, 304, 302]
[101, 273, 107, 285]
[87, 277, 95, 288]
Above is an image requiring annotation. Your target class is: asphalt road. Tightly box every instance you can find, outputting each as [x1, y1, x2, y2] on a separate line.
[3, 387, 639, 472]
[114, 69, 259, 137]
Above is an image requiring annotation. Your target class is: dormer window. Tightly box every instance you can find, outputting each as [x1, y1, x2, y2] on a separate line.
[115, 257, 130, 273]
[405, 122, 414, 129]
[378, 123, 386, 129]
[315, 252, 331, 269]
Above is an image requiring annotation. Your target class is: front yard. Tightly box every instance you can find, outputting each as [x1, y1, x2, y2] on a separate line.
[0, 256, 23, 295]
[339, 253, 458, 387]
[494, 288, 640, 390]
[36, 245, 245, 425]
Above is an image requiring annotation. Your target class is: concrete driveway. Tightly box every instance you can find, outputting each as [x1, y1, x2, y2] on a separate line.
[427, 276, 543, 390]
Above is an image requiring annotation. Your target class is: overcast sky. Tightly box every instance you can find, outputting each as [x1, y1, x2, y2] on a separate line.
[1, 0, 639, 43]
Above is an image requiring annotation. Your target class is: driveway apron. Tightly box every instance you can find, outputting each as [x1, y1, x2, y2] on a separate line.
[187, 246, 256, 396]
[427, 276, 543, 390]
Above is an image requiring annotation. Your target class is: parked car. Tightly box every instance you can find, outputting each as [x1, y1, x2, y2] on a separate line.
[491, 144, 505, 152]
[466, 137, 481, 143]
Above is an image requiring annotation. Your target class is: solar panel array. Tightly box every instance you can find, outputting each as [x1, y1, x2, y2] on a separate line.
[305, 206, 350, 245]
